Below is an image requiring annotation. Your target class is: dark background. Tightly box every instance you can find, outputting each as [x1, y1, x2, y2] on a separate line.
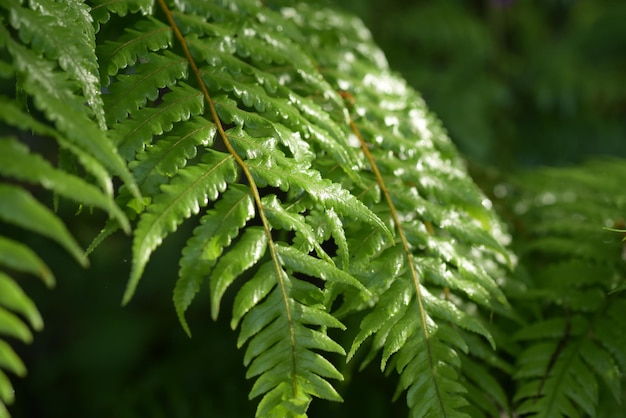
[9, 0, 626, 416]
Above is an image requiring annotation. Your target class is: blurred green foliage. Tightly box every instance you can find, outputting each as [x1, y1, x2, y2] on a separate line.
[339, 0, 626, 167]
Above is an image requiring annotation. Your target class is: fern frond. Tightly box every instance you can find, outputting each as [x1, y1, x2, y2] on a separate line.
[233, 261, 351, 416]
[593, 299, 626, 390]
[511, 291, 625, 417]
[261, 194, 330, 262]
[0, 297, 32, 345]
[459, 350, 512, 418]
[276, 4, 514, 416]
[210, 226, 268, 317]
[346, 111, 493, 416]
[5, 0, 625, 415]
[7, 47, 138, 202]
[0, 271, 45, 414]
[512, 315, 616, 417]
[246, 156, 389, 238]
[348, 277, 495, 417]
[1, 20, 140, 201]
[87, 0, 517, 415]
[213, 96, 316, 163]
[90, 0, 154, 25]
[502, 159, 626, 416]
[91, 1, 392, 414]
[0, 2, 136, 414]
[202, 66, 361, 178]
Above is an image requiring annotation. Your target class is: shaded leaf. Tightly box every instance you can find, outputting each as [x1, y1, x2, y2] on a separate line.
[0, 185, 85, 267]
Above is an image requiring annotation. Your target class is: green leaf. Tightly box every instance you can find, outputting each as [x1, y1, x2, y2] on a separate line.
[231, 262, 277, 331]
[210, 226, 267, 320]
[0, 340, 25, 377]
[422, 287, 495, 349]
[103, 51, 189, 124]
[126, 150, 238, 304]
[513, 318, 568, 342]
[249, 157, 392, 240]
[0, 272, 43, 331]
[275, 244, 368, 296]
[0, 138, 129, 233]
[461, 355, 510, 415]
[97, 17, 172, 79]
[514, 341, 600, 417]
[0, 185, 86, 267]
[175, 185, 254, 336]
[262, 195, 330, 262]
[207, 67, 362, 179]
[9, 0, 106, 128]
[0, 308, 32, 344]
[0, 369, 14, 406]
[321, 208, 350, 269]
[90, 0, 154, 25]
[45, 1, 527, 416]
[131, 115, 216, 195]
[85, 218, 122, 258]
[110, 82, 205, 161]
[3, 33, 141, 201]
[0, 99, 116, 197]
[236, 283, 283, 349]
[213, 100, 315, 164]
[579, 339, 621, 403]
[0, 237, 54, 287]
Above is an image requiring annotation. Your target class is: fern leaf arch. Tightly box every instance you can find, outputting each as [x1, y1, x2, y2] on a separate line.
[35, 0, 520, 415]
[90, 0, 390, 415]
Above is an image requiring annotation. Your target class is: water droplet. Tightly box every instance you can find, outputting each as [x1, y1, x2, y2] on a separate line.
[493, 184, 508, 198]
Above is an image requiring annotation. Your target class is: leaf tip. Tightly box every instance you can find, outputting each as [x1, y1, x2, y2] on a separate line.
[180, 319, 192, 338]
[210, 304, 220, 322]
[40, 267, 56, 288]
[121, 274, 139, 306]
[79, 254, 90, 269]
